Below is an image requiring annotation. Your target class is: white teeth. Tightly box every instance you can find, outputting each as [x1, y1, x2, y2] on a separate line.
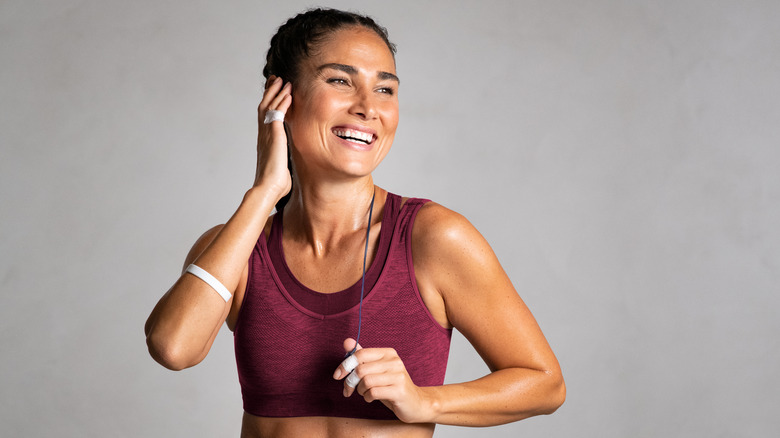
[333, 128, 374, 144]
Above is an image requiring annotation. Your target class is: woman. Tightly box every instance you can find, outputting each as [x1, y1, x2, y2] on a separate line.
[145, 8, 564, 437]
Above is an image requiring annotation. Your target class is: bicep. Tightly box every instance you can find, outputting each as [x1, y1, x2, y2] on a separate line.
[145, 225, 225, 336]
[182, 225, 224, 272]
[184, 224, 250, 331]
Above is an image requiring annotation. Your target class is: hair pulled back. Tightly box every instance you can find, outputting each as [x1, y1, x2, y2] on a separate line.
[263, 8, 396, 212]
[263, 8, 396, 84]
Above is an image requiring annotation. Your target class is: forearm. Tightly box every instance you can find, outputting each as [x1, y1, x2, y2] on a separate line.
[145, 185, 278, 369]
[189, 186, 277, 285]
[422, 367, 565, 427]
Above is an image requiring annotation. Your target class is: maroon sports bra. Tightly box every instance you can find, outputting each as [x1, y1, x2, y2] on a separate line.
[233, 193, 452, 419]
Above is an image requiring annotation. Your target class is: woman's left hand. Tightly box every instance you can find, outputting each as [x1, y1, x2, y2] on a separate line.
[333, 338, 435, 424]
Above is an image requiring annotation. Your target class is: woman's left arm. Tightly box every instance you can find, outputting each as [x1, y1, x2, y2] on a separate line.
[335, 202, 565, 425]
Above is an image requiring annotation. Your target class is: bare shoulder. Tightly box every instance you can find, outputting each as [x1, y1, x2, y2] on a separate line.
[413, 202, 468, 240]
[412, 201, 494, 268]
[411, 202, 504, 329]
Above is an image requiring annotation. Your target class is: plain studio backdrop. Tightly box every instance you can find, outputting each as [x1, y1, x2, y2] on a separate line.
[1, 0, 778, 436]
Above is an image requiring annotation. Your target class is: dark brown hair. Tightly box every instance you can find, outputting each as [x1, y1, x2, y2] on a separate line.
[263, 8, 396, 84]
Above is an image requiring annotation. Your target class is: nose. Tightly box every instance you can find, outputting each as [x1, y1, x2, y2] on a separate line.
[350, 88, 377, 120]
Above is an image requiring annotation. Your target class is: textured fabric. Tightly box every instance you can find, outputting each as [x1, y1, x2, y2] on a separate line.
[234, 193, 452, 419]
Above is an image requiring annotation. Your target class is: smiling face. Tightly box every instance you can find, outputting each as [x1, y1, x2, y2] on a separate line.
[284, 26, 400, 182]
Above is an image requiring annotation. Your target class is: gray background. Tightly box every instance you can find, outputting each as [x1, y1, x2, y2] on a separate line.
[1, 0, 778, 436]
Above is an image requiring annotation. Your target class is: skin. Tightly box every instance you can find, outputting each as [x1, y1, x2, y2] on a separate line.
[145, 26, 565, 438]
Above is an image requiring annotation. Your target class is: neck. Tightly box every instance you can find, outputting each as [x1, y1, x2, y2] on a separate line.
[283, 176, 379, 252]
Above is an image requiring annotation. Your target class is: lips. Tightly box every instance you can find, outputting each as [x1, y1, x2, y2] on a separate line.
[332, 127, 375, 146]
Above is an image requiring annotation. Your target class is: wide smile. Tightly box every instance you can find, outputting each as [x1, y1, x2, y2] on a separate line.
[332, 127, 376, 147]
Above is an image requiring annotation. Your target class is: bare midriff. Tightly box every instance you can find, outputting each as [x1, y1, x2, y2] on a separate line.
[240, 412, 435, 438]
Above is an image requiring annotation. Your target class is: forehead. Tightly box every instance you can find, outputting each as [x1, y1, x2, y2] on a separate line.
[309, 27, 396, 74]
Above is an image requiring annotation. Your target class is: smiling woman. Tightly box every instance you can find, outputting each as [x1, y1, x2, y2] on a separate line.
[144, 8, 564, 438]
[283, 27, 399, 183]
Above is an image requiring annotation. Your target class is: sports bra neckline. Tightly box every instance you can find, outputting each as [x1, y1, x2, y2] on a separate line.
[266, 192, 400, 317]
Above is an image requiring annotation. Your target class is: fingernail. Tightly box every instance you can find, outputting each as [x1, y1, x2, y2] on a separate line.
[343, 387, 349, 397]
[333, 369, 342, 380]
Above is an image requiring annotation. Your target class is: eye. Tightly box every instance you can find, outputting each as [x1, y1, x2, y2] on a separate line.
[326, 77, 350, 86]
[376, 86, 395, 96]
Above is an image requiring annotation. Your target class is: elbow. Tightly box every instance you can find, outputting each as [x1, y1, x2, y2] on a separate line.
[145, 331, 201, 371]
[540, 370, 566, 415]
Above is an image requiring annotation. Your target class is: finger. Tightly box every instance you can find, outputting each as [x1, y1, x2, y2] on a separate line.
[343, 338, 362, 355]
[259, 77, 284, 109]
[261, 84, 292, 126]
[355, 369, 388, 395]
[345, 361, 396, 398]
[345, 370, 361, 389]
[362, 385, 398, 404]
[343, 370, 360, 397]
[341, 355, 360, 378]
[340, 351, 402, 398]
[267, 82, 292, 111]
[337, 347, 398, 380]
[333, 339, 363, 380]
[357, 372, 400, 401]
[264, 75, 277, 90]
[262, 76, 281, 97]
[276, 89, 292, 113]
[259, 91, 292, 133]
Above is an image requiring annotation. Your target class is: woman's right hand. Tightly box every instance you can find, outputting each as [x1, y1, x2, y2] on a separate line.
[145, 77, 293, 371]
[254, 75, 293, 201]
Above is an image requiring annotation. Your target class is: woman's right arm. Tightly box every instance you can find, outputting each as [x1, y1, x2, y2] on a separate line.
[144, 77, 292, 371]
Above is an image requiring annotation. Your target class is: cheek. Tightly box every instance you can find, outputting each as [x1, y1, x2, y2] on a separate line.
[292, 93, 342, 124]
[382, 104, 400, 130]
[286, 97, 340, 146]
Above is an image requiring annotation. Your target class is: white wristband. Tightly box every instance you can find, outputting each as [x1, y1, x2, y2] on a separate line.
[185, 264, 232, 302]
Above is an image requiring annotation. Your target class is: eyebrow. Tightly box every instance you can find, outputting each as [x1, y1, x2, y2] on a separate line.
[317, 63, 400, 84]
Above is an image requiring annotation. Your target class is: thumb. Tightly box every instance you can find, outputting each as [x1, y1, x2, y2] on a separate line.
[343, 337, 362, 355]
